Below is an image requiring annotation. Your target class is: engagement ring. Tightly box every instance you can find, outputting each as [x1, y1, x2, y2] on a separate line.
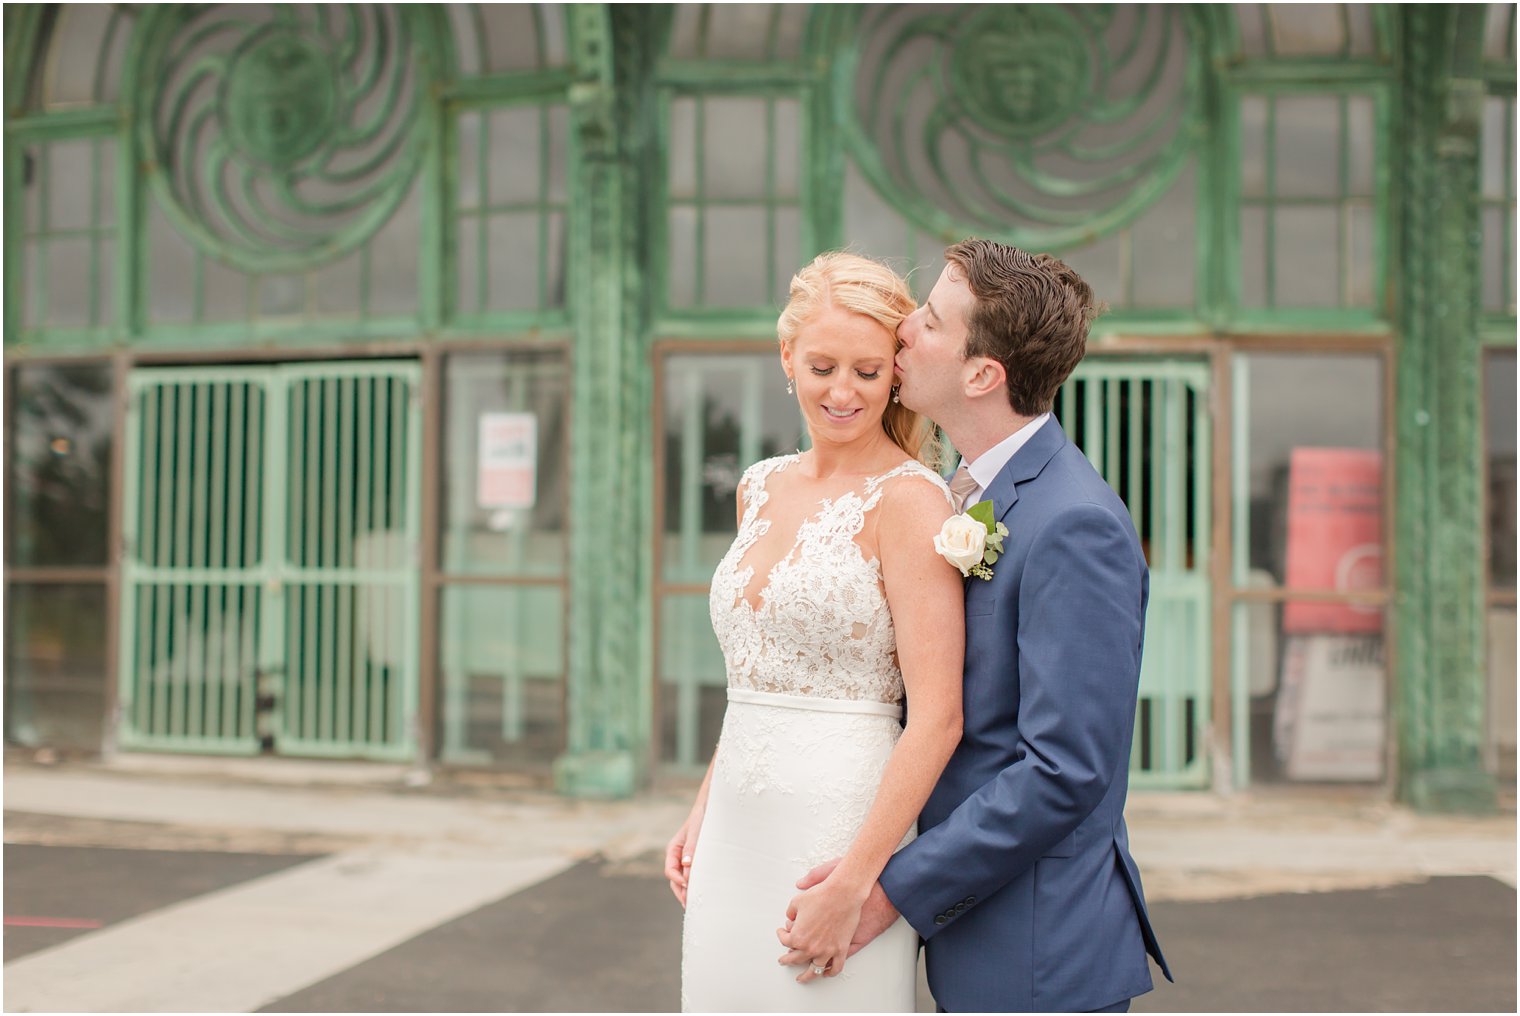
[812, 965, 826, 975]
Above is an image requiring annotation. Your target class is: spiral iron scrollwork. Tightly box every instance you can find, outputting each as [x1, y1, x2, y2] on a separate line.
[841, 4, 1205, 248]
[136, 5, 427, 274]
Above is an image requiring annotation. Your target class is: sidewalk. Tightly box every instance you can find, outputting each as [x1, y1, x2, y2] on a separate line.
[7, 754, 1512, 898]
[3, 754, 1515, 1012]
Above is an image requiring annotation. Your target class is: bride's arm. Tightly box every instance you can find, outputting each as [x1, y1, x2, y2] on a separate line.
[779, 477, 964, 979]
[664, 757, 715, 907]
[665, 478, 752, 907]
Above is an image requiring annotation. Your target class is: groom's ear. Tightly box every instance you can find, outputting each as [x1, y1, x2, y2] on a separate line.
[963, 356, 1007, 400]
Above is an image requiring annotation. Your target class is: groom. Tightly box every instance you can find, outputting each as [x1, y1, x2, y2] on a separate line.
[778, 239, 1171, 1012]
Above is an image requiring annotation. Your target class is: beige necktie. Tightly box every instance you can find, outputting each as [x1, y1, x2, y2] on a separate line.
[949, 463, 979, 512]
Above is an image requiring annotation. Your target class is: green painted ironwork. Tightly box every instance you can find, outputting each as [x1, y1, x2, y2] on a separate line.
[130, 5, 431, 276]
[118, 361, 422, 760]
[1060, 358, 1212, 789]
[827, 5, 1209, 251]
[1393, 6, 1496, 812]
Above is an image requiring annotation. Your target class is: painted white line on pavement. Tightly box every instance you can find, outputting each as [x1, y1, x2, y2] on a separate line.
[3, 849, 571, 1013]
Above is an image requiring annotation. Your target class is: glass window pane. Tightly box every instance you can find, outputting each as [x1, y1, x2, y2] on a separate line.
[1273, 96, 1342, 199]
[1346, 95, 1376, 197]
[486, 212, 542, 311]
[668, 205, 699, 309]
[9, 362, 115, 568]
[440, 350, 569, 578]
[702, 206, 769, 307]
[1487, 349, 1517, 590]
[1240, 205, 1268, 308]
[45, 236, 93, 327]
[1268, 6, 1347, 56]
[481, 4, 556, 72]
[1235, 4, 1270, 57]
[41, 6, 115, 108]
[487, 107, 544, 206]
[703, 97, 770, 202]
[47, 138, 94, 232]
[1485, 3, 1516, 63]
[1240, 95, 1269, 199]
[1236, 353, 1384, 584]
[662, 352, 803, 586]
[457, 111, 483, 210]
[1482, 97, 1509, 200]
[437, 584, 564, 767]
[147, 200, 196, 324]
[707, 5, 781, 61]
[1130, 162, 1197, 308]
[5, 583, 108, 751]
[659, 592, 727, 768]
[1273, 205, 1340, 307]
[1234, 602, 1387, 786]
[366, 181, 421, 318]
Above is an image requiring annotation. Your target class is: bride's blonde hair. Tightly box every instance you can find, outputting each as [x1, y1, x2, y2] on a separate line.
[776, 252, 939, 467]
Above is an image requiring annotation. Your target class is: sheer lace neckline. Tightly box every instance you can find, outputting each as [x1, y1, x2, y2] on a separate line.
[733, 455, 926, 613]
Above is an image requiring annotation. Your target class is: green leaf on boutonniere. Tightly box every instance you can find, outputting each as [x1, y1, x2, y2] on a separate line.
[966, 499, 995, 529]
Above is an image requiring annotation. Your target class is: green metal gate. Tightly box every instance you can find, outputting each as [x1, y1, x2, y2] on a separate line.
[1060, 358, 1212, 788]
[118, 361, 422, 760]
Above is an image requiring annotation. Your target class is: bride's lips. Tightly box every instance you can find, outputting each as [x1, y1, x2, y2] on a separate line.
[821, 405, 863, 422]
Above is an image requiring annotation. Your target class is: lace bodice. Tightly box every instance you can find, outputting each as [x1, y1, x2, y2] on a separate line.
[708, 454, 953, 705]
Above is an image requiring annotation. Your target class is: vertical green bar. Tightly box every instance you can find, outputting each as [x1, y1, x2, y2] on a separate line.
[1082, 377, 1103, 470]
[370, 377, 391, 746]
[184, 387, 205, 737]
[1058, 382, 1074, 440]
[120, 383, 146, 739]
[205, 384, 227, 738]
[151, 385, 175, 736]
[1128, 379, 1144, 540]
[321, 377, 339, 741]
[538, 105, 551, 311]
[403, 369, 423, 758]
[303, 380, 321, 740]
[1264, 96, 1277, 307]
[172, 384, 194, 737]
[477, 111, 489, 316]
[246, 384, 267, 742]
[288, 380, 305, 579]
[1192, 379, 1211, 573]
[37, 143, 49, 324]
[225, 384, 246, 738]
[1231, 358, 1253, 787]
[355, 376, 373, 745]
[1145, 377, 1166, 773]
[389, 376, 408, 747]
[1338, 93, 1350, 306]
[695, 98, 707, 305]
[1104, 377, 1121, 488]
[336, 378, 354, 743]
[88, 137, 100, 326]
[679, 365, 704, 581]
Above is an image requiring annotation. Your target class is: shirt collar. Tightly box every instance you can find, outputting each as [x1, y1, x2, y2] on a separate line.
[959, 413, 1052, 500]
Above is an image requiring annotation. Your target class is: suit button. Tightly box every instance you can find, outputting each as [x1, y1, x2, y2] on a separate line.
[934, 914, 947, 926]
[954, 903, 966, 913]
[966, 896, 976, 905]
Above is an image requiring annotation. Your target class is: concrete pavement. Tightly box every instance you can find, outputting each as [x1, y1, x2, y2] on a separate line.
[3, 754, 1515, 1012]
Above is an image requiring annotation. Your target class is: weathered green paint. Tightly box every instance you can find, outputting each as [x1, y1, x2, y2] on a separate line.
[552, 5, 667, 798]
[1394, 6, 1496, 812]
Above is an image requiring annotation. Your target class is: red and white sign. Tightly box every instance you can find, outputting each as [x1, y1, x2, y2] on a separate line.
[1282, 447, 1383, 634]
[477, 413, 537, 509]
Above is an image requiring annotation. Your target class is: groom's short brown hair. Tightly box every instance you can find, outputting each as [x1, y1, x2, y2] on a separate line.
[945, 239, 1103, 416]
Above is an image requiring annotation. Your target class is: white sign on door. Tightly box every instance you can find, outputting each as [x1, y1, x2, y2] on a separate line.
[477, 412, 537, 509]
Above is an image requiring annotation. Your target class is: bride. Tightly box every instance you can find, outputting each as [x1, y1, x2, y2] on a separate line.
[664, 252, 965, 1012]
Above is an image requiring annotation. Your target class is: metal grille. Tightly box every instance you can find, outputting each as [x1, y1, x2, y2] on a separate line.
[118, 362, 421, 759]
[1060, 359, 1212, 788]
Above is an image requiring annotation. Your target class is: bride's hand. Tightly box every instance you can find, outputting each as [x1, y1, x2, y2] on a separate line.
[663, 806, 704, 908]
[776, 873, 869, 982]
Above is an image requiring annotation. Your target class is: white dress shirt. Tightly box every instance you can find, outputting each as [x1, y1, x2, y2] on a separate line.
[955, 413, 1052, 508]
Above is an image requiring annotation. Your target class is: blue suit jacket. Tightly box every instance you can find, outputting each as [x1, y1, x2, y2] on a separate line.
[879, 417, 1171, 1012]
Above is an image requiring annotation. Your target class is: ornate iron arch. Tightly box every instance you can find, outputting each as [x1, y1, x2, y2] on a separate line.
[122, 4, 448, 276]
[811, 4, 1230, 251]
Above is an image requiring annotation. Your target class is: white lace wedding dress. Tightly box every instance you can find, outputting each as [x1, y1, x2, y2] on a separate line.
[681, 454, 951, 1013]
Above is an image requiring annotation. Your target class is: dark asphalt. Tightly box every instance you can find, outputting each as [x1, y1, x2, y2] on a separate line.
[5, 830, 1515, 1012]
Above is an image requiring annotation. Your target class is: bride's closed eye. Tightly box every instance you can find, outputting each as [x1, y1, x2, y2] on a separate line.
[809, 366, 882, 380]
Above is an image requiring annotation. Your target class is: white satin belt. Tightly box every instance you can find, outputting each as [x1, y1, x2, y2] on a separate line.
[726, 686, 903, 720]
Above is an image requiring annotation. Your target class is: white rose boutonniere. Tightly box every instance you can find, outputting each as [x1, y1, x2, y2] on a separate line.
[934, 500, 1009, 581]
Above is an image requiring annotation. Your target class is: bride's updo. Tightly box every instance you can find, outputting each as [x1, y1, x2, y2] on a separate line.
[777, 252, 939, 467]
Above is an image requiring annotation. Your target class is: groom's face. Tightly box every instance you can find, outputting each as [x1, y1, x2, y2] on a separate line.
[894, 264, 976, 418]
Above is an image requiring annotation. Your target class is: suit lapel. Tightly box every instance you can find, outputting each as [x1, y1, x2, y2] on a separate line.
[980, 416, 1067, 525]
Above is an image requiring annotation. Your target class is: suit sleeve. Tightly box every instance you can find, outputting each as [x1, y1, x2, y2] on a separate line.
[878, 501, 1145, 940]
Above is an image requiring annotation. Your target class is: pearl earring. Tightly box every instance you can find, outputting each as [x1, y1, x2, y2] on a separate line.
[891, 385, 901, 404]
[786, 376, 795, 395]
